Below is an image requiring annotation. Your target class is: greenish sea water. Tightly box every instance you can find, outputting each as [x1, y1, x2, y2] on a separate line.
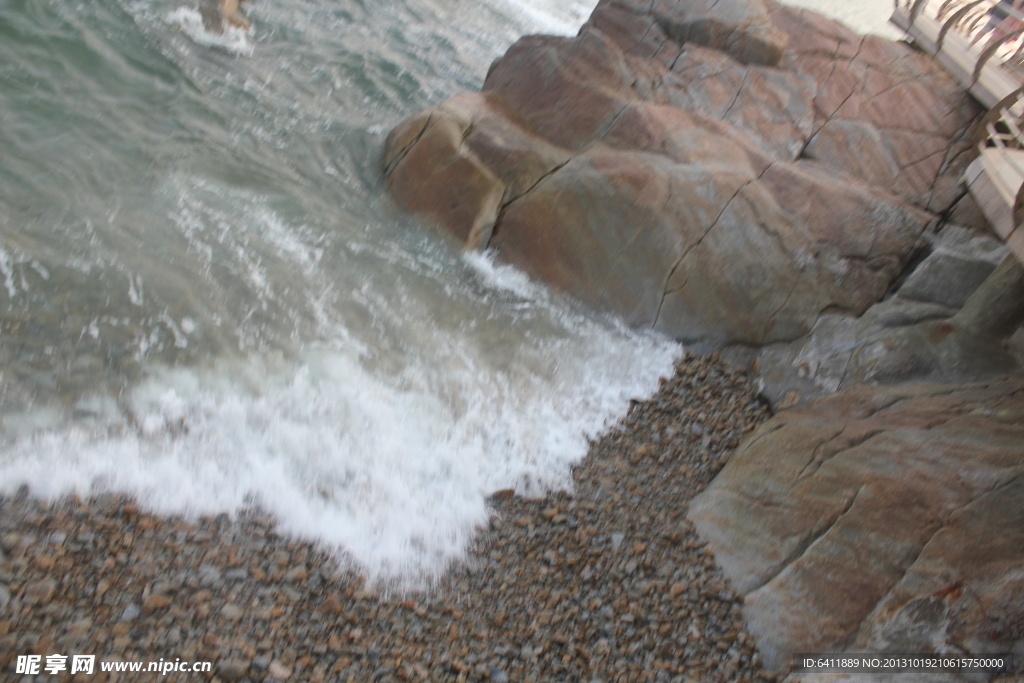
[0, 0, 892, 581]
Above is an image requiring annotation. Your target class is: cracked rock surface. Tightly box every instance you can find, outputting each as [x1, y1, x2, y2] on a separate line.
[688, 378, 1024, 676]
[382, 0, 980, 348]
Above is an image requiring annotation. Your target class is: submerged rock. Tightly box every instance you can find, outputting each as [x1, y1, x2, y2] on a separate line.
[383, 0, 979, 347]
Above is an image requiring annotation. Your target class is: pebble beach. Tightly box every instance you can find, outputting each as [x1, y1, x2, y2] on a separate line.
[0, 352, 778, 683]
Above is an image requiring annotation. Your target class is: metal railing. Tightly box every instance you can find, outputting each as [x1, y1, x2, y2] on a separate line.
[895, 0, 1024, 84]
[895, 0, 1024, 234]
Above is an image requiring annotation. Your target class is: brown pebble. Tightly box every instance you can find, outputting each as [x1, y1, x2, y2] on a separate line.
[33, 554, 55, 570]
[217, 658, 250, 682]
[23, 578, 56, 605]
[221, 603, 244, 620]
[0, 533, 18, 552]
[319, 596, 344, 614]
[268, 660, 292, 679]
[143, 594, 172, 613]
[284, 566, 308, 583]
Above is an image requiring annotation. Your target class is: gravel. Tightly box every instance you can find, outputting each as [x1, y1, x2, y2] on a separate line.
[0, 351, 784, 682]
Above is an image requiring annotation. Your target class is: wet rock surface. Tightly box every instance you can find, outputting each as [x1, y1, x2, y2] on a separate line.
[0, 353, 781, 683]
[383, 0, 980, 348]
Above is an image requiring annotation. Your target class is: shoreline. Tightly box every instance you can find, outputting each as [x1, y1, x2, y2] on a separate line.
[1, 351, 777, 682]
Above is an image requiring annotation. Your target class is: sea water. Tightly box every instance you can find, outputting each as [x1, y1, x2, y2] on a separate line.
[0, 0, 894, 584]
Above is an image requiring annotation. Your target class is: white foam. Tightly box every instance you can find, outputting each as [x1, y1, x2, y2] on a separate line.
[167, 7, 255, 56]
[462, 249, 550, 302]
[0, 0, 688, 590]
[0, 246, 17, 299]
[492, 0, 598, 36]
[1, 319, 678, 586]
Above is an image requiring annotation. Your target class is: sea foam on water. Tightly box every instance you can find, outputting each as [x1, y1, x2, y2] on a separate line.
[167, 7, 256, 56]
[0, 250, 679, 584]
[0, 0, 892, 585]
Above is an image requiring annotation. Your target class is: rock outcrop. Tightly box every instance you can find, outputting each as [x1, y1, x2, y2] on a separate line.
[743, 227, 1023, 411]
[898, 225, 1009, 308]
[383, 0, 981, 347]
[384, 2, 1023, 675]
[688, 379, 1024, 673]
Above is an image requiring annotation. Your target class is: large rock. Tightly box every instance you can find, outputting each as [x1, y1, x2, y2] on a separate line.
[766, 2, 983, 212]
[898, 225, 1009, 308]
[689, 379, 1024, 672]
[490, 145, 754, 331]
[655, 160, 929, 345]
[605, 0, 790, 67]
[748, 297, 960, 410]
[383, 0, 980, 346]
[384, 93, 570, 249]
[744, 232, 1022, 411]
[659, 45, 817, 160]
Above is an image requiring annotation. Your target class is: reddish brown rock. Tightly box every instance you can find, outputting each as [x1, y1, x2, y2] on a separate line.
[662, 45, 816, 160]
[480, 29, 639, 151]
[384, 93, 570, 249]
[142, 594, 172, 614]
[688, 379, 1024, 671]
[803, 119, 900, 189]
[656, 160, 932, 344]
[602, 0, 790, 67]
[601, 102, 773, 172]
[766, 1, 983, 211]
[383, 0, 980, 346]
[491, 145, 753, 330]
[384, 105, 503, 249]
